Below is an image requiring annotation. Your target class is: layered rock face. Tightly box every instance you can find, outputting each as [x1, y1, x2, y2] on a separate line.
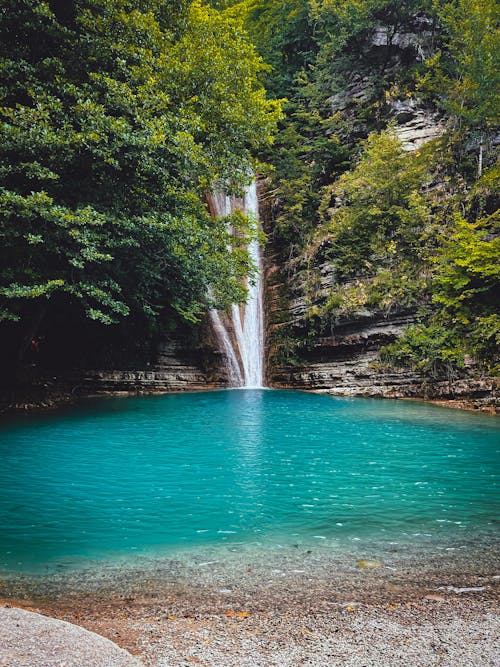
[265, 266, 499, 410]
[270, 312, 420, 393]
[269, 311, 498, 410]
[265, 212, 498, 412]
[82, 322, 229, 394]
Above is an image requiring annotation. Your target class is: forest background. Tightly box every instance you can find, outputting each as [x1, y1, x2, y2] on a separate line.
[0, 0, 498, 385]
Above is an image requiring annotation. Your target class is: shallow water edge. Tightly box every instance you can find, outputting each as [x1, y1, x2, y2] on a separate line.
[1, 379, 499, 417]
[1, 535, 499, 609]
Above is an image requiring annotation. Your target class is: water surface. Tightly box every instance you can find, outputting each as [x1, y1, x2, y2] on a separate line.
[0, 390, 498, 574]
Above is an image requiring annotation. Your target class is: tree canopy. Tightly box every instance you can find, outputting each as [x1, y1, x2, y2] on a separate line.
[0, 0, 280, 368]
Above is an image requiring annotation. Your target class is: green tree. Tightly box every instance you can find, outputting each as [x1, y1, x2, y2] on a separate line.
[420, 0, 499, 176]
[383, 211, 500, 375]
[320, 130, 431, 280]
[0, 0, 280, 367]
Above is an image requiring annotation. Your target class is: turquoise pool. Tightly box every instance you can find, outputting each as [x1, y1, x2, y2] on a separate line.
[0, 390, 498, 573]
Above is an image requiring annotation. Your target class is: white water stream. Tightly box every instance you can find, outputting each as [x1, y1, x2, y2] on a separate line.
[209, 182, 264, 388]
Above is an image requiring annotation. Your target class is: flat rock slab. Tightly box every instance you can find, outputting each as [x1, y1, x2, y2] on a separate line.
[0, 606, 142, 667]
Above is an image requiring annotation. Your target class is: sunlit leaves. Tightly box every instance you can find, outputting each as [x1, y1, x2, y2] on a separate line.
[320, 130, 431, 279]
[0, 0, 280, 347]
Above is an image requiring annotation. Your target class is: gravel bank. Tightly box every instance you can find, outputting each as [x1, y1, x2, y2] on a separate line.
[5, 596, 498, 667]
[131, 601, 499, 667]
[2, 547, 498, 667]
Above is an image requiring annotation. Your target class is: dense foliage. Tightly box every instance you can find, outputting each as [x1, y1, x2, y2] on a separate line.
[0, 0, 498, 383]
[244, 0, 499, 374]
[0, 0, 280, 373]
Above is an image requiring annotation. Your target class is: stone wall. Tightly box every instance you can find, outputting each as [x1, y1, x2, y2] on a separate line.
[264, 256, 499, 411]
[81, 321, 230, 395]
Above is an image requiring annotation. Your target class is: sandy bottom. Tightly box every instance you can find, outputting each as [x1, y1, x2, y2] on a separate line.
[1, 543, 499, 666]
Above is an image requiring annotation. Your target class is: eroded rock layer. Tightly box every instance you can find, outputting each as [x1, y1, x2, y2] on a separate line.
[82, 323, 229, 394]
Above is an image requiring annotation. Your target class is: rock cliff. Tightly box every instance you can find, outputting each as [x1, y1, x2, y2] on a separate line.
[262, 14, 498, 413]
[265, 252, 498, 411]
[81, 322, 229, 395]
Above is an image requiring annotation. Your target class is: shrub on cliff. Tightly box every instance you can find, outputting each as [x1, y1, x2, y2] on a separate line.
[384, 203, 500, 375]
[309, 130, 433, 321]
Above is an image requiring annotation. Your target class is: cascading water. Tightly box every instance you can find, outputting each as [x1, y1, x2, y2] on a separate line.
[209, 182, 265, 388]
[208, 309, 244, 386]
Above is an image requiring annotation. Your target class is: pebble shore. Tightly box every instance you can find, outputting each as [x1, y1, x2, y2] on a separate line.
[1, 544, 498, 666]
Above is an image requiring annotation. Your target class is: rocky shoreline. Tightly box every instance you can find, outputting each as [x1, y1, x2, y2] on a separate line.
[290, 377, 499, 414]
[3, 596, 498, 667]
[1, 373, 497, 416]
[1, 544, 498, 666]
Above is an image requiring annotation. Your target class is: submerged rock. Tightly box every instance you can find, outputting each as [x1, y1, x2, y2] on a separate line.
[357, 559, 384, 570]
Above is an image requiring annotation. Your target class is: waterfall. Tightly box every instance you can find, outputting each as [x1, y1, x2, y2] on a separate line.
[208, 309, 244, 386]
[209, 182, 265, 388]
